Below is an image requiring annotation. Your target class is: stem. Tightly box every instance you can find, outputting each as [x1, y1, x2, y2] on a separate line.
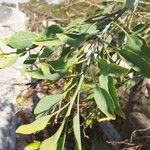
[66, 73, 85, 117]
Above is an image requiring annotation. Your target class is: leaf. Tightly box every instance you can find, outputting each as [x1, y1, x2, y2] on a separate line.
[34, 94, 63, 115]
[119, 49, 150, 78]
[98, 59, 128, 77]
[7, 31, 37, 49]
[125, 0, 139, 9]
[56, 134, 66, 150]
[125, 35, 142, 54]
[40, 120, 65, 150]
[26, 70, 61, 81]
[48, 58, 67, 73]
[80, 22, 98, 35]
[73, 114, 82, 150]
[36, 25, 63, 41]
[40, 63, 51, 78]
[0, 55, 18, 68]
[132, 24, 145, 33]
[57, 33, 87, 48]
[94, 85, 115, 120]
[25, 141, 41, 150]
[99, 75, 125, 118]
[24, 54, 38, 64]
[16, 115, 51, 134]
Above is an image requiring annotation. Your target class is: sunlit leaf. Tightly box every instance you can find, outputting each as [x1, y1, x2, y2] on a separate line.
[16, 115, 51, 134]
[34, 94, 63, 115]
[7, 31, 37, 49]
[40, 63, 51, 78]
[25, 141, 41, 150]
[0, 55, 18, 68]
[73, 113, 82, 150]
[40, 120, 65, 150]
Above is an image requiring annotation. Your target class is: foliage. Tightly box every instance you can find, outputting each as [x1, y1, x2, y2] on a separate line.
[1, 0, 150, 149]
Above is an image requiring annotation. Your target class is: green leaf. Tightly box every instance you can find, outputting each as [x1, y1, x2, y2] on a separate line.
[119, 49, 150, 78]
[40, 63, 51, 78]
[125, 35, 142, 53]
[48, 58, 67, 73]
[94, 85, 115, 120]
[125, 0, 139, 9]
[56, 134, 66, 150]
[24, 54, 38, 64]
[40, 120, 65, 150]
[73, 113, 82, 150]
[99, 75, 125, 118]
[34, 94, 63, 115]
[80, 23, 98, 35]
[98, 59, 128, 77]
[57, 33, 87, 48]
[125, 35, 150, 61]
[0, 55, 18, 68]
[132, 24, 145, 33]
[26, 70, 61, 80]
[8, 31, 37, 49]
[36, 25, 63, 41]
[16, 115, 51, 134]
[25, 141, 41, 150]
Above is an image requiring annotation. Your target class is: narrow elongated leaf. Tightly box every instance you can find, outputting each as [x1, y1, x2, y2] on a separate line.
[94, 86, 115, 119]
[119, 49, 150, 78]
[56, 134, 66, 150]
[25, 141, 41, 150]
[34, 94, 63, 115]
[98, 59, 128, 77]
[0, 55, 18, 68]
[73, 114, 82, 150]
[8, 31, 37, 49]
[16, 115, 51, 134]
[132, 24, 145, 33]
[40, 120, 65, 150]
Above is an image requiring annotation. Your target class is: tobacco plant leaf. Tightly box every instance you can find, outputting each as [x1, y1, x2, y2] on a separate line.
[16, 115, 51, 134]
[8, 31, 37, 49]
[0, 55, 18, 68]
[36, 25, 63, 41]
[25, 141, 41, 150]
[99, 75, 125, 118]
[57, 33, 87, 48]
[73, 113, 82, 150]
[98, 59, 128, 77]
[94, 85, 115, 120]
[34, 94, 63, 115]
[40, 120, 65, 150]
[119, 49, 150, 78]
[26, 70, 61, 80]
